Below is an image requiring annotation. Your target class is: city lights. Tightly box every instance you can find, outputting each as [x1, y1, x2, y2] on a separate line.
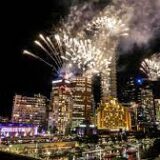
[1, 0, 160, 160]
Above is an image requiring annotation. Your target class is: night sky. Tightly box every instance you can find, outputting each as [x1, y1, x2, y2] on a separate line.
[1, 0, 160, 117]
[1, 1, 72, 117]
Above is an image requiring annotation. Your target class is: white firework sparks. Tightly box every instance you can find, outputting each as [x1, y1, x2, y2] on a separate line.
[23, 1, 131, 80]
[23, 32, 112, 78]
[140, 53, 160, 81]
[87, 15, 129, 38]
[23, 33, 64, 74]
[62, 35, 113, 77]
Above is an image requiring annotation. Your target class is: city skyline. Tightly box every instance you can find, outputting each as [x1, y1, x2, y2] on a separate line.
[1, 0, 160, 117]
[1, 1, 160, 159]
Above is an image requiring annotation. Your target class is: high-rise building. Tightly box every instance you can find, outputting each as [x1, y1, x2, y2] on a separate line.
[110, 54, 117, 98]
[117, 76, 141, 103]
[71, 76, 93, 129]
[140, 86, 155, 123]
[101, 56, 117, 100]
[12, 94, 47, 125]
[50, 76, 94, 133]
[95, 98, 131, 131]
[101, 72, 111, 101]
[50, 79, 72, 135]
[155, 99, 160, 123]
[135, 82, 156, 131]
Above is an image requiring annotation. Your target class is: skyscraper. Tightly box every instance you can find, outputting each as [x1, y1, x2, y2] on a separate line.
[135, 81, 156, 131]
[50, 79, 72, 135]
[50, 76, 94, 133]
[71, 76, 93, 129]
[110, 53, 117, 98]
[117, 76, 140, 103]
[140, 86, 155, 123]
[101, 52, 117, 101]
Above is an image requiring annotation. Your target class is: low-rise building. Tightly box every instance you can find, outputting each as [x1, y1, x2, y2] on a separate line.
[12, 94, 47, 125]
[95, 97, 131, 131]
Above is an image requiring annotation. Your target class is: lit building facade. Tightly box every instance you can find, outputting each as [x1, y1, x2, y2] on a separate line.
[140, 87, 155, 123]
[71, 76, 93, 129]
[0, 123, 38, 138]
[122, 102, 138, 131]
[95, 98, 131, 131]
[134, 82, 156, 131]
[76, 123, 98, 142]
[154, 99, 160, 123]
[50, 79, 72, 135]
[110, 54, 117, 98]
[0, 117, 9, 123]
[117, 76, 141, 103]
[101, 72, 111, 102]
[12, 94, 47, 125]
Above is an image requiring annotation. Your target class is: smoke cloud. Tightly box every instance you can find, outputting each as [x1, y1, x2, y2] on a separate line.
[118, 0, 160, 53]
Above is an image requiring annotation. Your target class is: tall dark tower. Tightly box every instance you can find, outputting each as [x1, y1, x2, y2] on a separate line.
[110, 52, 117, 98]
[101, 52, 117, 101]
[92, 74, 101, 108]
[117, 76, 140, 103]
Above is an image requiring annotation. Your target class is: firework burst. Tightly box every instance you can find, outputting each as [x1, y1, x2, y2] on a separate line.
[23, 1, 131, 80]
[62, 35, 113, 77]
[140, 53, 160, 81]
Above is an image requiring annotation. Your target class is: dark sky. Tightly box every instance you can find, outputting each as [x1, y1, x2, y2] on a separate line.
[0, 1, 72, 117]
[1, 0, 160, 117]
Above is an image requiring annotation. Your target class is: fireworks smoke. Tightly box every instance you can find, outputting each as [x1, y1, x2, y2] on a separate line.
[24, 0, 160, 79]
[24, 0, 131, 79]
[117, 0, 160, 53]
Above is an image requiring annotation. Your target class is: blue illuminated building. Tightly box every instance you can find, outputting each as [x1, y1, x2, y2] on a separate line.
[0, 122, 38, 138]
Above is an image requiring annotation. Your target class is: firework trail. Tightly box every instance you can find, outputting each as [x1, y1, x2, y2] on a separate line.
[140, 53, 160, 81]
[23, 50, 53, 68]
[23, 0, 131, 80]
[23, 33, 65, 74]
[23, 0, 131, 78]
[26, 0, 152, 79]
[24, 0, 160, 78]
